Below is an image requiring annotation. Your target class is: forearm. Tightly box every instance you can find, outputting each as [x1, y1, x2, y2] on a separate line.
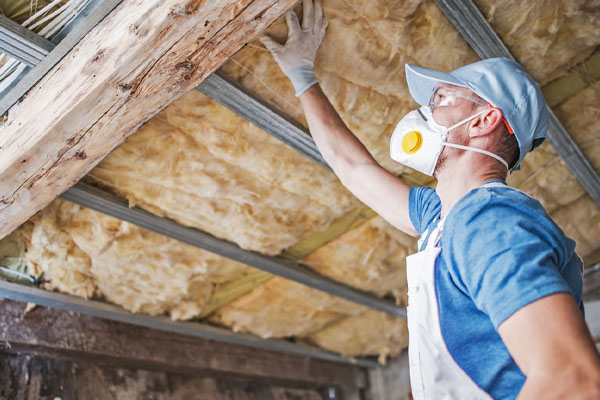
[298, 84, 374, 173]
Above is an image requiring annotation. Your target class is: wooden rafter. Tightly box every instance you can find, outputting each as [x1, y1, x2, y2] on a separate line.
[0, 0, 298, 239]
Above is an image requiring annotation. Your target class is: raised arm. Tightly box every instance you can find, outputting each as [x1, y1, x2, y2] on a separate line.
[260, 0, 417, 236]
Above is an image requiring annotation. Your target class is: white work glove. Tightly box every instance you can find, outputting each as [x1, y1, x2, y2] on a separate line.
[260, 0, 328, 96]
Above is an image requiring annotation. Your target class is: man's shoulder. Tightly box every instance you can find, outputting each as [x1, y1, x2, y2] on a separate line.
[409, 186, 441, 234]
[443, 184, 571, 256]
[448, 184, 547, 227]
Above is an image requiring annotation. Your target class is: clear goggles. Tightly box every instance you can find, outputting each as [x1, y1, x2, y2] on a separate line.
[428, 87, 488, 110]
[428, 87, 514, 134]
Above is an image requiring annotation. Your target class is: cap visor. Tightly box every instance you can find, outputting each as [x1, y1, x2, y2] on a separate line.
[405, 64, 466, 106]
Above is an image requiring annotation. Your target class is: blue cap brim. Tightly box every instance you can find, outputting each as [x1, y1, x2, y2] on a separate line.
[405, 64, 467, 106]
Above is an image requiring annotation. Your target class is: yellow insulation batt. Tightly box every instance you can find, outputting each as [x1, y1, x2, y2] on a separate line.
[19, 199, 251, 320]
[210, 215, 413, 359]
[208, 277, 367, 338]
[474, 0, 600, 85]
[87, 90, 357, 256]
[554, 80, 600, 174]
[302, 216, 414, 303]
[308, 309, 409, 364]
[221, 0, 476, 178]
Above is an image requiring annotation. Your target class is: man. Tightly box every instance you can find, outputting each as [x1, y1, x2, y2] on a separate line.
[260, 0, 600, 399]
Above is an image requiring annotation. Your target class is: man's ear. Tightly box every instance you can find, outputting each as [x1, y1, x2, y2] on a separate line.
[469, 107, 503, 138]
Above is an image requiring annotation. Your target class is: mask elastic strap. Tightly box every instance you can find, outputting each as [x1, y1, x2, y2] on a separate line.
[441, 142, 509, 170]
[446, 108, 488, 131]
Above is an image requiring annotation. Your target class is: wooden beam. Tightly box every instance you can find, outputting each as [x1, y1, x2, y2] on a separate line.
[0, 298, 368, 390]
[0, 280, 379, 368]
[0, 0, 298, 239]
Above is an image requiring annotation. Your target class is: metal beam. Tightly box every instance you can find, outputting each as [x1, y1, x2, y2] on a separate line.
[0, 14, 54, 67]
[0, 279, 377, 368]
[0, 0, 124, 116]
[434, 0, 600, 206]
[61, 183, 407, 319]
[198, 71, 330, 170]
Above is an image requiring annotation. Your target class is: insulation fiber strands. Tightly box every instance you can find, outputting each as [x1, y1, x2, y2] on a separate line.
[210, 216, 413, 357]
[209, 277, 368, 338]
[221, 0, 477, 176]
[474, 0, 600, 85]
[302, 216, 415, 302]
[20, 200, 250, 320]
[549, 81, 600, 261]
[88, 90, 357, 256]
[308, 310, 409, 364]
[554, 80, 600, 175]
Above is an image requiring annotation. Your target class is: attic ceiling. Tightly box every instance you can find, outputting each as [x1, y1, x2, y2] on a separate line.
[1, 0, 599, 363]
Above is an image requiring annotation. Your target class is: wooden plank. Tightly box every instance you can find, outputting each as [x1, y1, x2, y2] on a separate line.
[0, 0, 298, 239]
[0, 298, 368, 388]
[0, 351, 337, 400]
[0, 280, 378, 368]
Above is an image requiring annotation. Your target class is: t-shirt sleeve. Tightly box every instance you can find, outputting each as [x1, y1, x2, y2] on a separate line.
[409, 186, 442, 235]
[443, 191, 573, 329]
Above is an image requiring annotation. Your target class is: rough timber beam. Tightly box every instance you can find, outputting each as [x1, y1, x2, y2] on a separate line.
[0, 280, 378, 368]
[434, 0, 600, 206]
[0, 0, 299, 239]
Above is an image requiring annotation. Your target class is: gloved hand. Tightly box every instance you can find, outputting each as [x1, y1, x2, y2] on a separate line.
[260, 0, 328, 96]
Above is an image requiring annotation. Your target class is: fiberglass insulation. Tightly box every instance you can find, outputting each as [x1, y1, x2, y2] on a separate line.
[221, 0, 477, 179]
[302, 216, 414, 302]
[88, 89, 358, 256]
[12, 0, 599, 360]
[208, 276, 368, 338]
[308, 309, 409, 364]
[19, 199, 251, 320]
[474, 0, 600, 85]
[210, 216, 413, 360]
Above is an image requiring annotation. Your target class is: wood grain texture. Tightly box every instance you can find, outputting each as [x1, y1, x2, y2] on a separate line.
[0, 299, 368, 388]
[0, 352, 331, 400]
[0, 0, 297, 238]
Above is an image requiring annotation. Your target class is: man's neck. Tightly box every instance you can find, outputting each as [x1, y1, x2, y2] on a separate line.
[435, 164, 506, 218]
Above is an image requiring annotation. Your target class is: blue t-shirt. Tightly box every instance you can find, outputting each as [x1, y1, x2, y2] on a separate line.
[408, 181, 584, 400]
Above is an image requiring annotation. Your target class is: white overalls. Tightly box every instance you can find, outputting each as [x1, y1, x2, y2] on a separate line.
[406, 183, 507, 400]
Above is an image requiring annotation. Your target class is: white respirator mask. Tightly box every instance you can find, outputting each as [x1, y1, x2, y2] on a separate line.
[390, 106, 509, 176]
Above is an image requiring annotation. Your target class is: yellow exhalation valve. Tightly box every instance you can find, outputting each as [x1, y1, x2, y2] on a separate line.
[402, 131, 422, 154]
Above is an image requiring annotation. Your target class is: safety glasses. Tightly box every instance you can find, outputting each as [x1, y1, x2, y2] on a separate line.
[428, 87, 514, 134]
[428, 87, 488, 110]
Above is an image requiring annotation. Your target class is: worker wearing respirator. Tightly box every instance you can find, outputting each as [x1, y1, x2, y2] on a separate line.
[261, 0, 600, 398]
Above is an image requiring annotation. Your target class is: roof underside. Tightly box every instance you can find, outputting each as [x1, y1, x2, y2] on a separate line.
[1, 0, 599, 363]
